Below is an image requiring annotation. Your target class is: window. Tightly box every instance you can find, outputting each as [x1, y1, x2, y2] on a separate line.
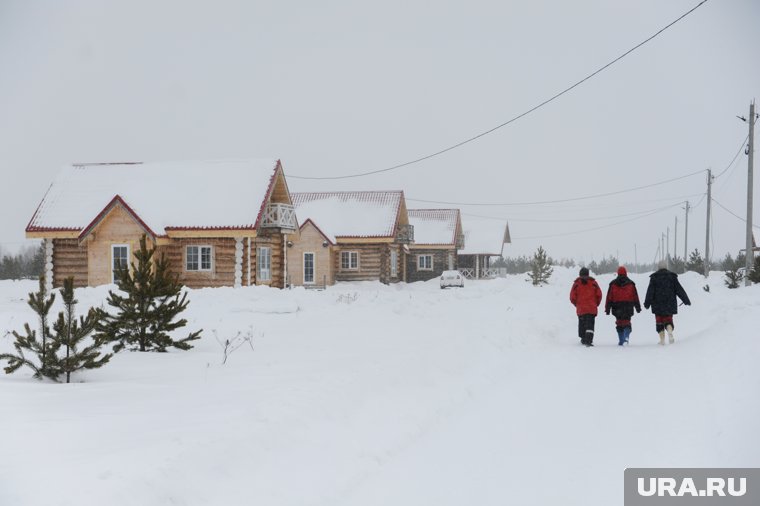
[390, 250, 398, 277]
[303, 252, 315, 284]
[186, 246, 212, 271]
[417, 254, 433, 271]
[112, 244, 130, 284]
[258, 246, 271, 281]
[340, 251, 358, 270]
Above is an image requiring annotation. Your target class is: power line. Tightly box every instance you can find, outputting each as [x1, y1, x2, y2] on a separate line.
[714, 133, 750, 179]
[712, 198, 760, 230]
[288, 0, 710, 181]
[463, 201, 683, 223]
[512, 206, 674, 240]
[407, 169, 705, 206]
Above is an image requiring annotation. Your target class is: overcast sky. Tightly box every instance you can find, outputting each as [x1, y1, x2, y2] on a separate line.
[1, 0, 758, 266]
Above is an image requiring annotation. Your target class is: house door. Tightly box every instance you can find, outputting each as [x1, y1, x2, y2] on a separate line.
[112, 244, 130, 284]
[303, 252, 315, 284]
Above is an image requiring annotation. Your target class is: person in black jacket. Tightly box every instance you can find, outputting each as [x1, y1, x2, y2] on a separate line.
[643, 262, 691, 345]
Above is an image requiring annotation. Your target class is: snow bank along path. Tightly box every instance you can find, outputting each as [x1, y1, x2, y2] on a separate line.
[1, 268, 758, 505]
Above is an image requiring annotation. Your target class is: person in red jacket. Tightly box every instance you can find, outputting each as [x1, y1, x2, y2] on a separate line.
[605, 266, 642, 346]
[569, 267, 602, 347]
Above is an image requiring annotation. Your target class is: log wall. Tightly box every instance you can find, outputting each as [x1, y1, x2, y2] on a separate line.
[52, 239, 88, 288]
[406, 248, 457, 283]
[158, 237, 238, 289]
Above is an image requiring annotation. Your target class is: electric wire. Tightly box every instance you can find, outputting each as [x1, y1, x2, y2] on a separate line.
[711, 198, 760, 230]
[462, 202, 683, 223]
[288, 0, 710, 180]
[511, 206, 674, 240]
[407, 169, 705, 207]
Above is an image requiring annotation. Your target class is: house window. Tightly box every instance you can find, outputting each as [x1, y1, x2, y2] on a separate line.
[303, 252, 315, 284]
[417, 254, 433, 271]
[258, 246, 271, 281]
[340, 251, 358, 270]
[186, 246, 212, 271]
[112, 244, 130, 284]
[390, 250, 398, 277]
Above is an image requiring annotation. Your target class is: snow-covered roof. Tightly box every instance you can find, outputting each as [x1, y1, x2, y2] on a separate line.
[460, 219, 510, 256]
[292, 191, 403, 242]
[27, 159, 283, 235]
[407, 209, 460, 246]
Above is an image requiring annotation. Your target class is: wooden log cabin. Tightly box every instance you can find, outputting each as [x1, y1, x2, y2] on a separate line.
[288, 191, 414, 286]
[25, 159, 298, 292]
[406, 209, 464, 282]
[457, 220, 511, 279]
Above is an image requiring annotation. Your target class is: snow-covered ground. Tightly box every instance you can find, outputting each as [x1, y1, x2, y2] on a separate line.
[1, 268, 758, 505]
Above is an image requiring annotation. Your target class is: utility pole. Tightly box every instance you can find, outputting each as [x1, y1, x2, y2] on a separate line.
[634, 243, 638, 273]
[705, 169, 713, 278]
[745, 101, 756, 286]
[666, 227, 670, 269]
[683, 201, 689, 264]
[674, 216, 678, 262]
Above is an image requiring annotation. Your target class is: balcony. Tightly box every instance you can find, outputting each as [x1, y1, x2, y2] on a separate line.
[261, 203, 297, 231]
[395, 224, 414, 244]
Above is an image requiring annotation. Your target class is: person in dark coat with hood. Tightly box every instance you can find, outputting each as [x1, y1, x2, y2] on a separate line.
[644, 262, 691, 345]
[605, 266, 641, 346]
[569, 267, 602, 346]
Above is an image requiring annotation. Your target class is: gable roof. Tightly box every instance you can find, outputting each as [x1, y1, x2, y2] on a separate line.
[26, 159, 285, 236]
[407, 209, 460, 246]
[459, 219, 510, 256]
[298, 218, 335, 246]
[291, 191, 404, 241]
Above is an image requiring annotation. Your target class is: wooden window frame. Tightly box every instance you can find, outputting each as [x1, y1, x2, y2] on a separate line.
[186, 245, 213, 272]
[111, 243, 130, 284]
[417, 254, 433, 271]
[390, 250, 398, 278]
[257, 246, 272, 282]
[303, 252, 315, 285]
[340, 251, 359, 270]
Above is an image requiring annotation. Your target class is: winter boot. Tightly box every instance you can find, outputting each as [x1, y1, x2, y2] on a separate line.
[666, 324, 674, 344]
[658, 331, 665, 346]
[623, 327, 631, 345]
[617, 329, 625, 346]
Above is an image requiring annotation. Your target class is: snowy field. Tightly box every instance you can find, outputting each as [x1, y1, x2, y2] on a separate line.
[1, 267, 759, 505]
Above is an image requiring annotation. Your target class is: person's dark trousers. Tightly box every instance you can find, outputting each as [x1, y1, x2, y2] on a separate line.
[655, 315, 674, 332]
[578, 314, 596, 344]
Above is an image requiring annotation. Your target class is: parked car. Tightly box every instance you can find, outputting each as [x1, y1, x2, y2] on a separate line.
[440, 270, 464, 289]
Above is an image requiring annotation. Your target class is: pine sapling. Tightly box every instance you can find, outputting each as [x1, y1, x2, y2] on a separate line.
[53, 277, 112, 383]
[97, 235, 202, 352]
[528, 246, 553, 286]
[0, 276, 61, 379]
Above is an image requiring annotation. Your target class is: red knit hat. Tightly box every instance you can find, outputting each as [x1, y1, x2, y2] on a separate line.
[617, 266, 627, 276]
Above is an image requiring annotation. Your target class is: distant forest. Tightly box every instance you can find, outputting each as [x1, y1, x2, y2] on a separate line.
[0, 242, 44, 280]
[495, 249, 746, 276]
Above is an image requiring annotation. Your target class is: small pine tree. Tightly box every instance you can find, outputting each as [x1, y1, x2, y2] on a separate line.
[528, 246, 553, 286]
[685, 249, 704, 274]
[53, 278, 112, 383]
[749, 256, 760, 284]
[97, 235, 202, 352]
[0, 276, 60, 379]
[724, 268, 742, 289]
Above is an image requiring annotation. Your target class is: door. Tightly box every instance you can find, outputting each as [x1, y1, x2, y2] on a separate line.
[303, 252, 315, 284]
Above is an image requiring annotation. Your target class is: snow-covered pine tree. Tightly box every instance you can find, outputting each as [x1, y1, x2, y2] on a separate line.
[685, 249, 704, 274]
[723, 268, 742, 289]
[528, 246, 553, 286]
[53, 277, 112, 383]
[97, 235, 202, 352]
[0, 276, 61, 379]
